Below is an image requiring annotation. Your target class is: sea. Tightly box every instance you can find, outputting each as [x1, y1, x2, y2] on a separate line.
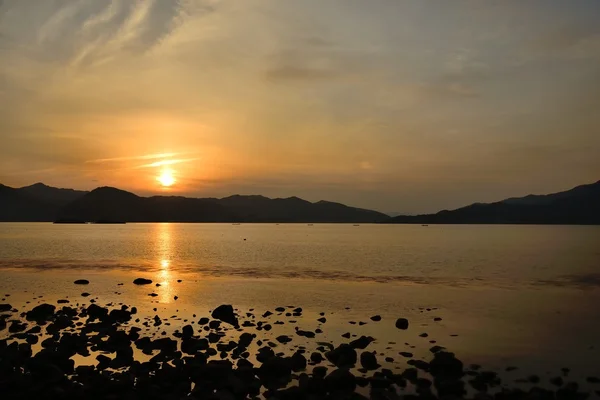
[1, 223, 599, 388]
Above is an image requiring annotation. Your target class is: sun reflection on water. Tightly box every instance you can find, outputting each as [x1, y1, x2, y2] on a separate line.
[156, 223, 173, 303]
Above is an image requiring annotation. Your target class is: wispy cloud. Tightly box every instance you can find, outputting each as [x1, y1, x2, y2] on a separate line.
[136, 158, 200, 168]
[86, 152, 184, 163]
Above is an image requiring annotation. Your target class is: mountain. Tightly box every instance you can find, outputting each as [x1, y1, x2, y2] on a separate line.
[386, 180, 600, 225]
[18, 183, 87, 206]
[0, 183, 88, 222]
[0, 183, 389, 223]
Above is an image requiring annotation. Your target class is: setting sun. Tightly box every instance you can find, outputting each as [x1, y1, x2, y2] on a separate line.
[157, 169, 176, 187]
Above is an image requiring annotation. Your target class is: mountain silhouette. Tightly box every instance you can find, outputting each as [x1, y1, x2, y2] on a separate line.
[0, 184, 388, 223]
[386, 180, 600, 225]
[0, 183, 87, 222]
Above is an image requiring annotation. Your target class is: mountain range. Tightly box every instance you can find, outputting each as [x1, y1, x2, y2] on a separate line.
[0, 183, 388, 223]
[386, 180, 600, 225]
[0, 180, 598, 224]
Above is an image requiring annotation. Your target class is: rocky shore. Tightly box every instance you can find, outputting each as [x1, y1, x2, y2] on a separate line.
[0, 279, 599, 400]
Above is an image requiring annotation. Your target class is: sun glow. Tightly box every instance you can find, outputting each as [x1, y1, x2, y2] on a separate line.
[157, 169, 176, 187]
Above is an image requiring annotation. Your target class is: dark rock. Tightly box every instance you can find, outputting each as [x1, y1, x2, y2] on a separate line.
[370, 315, 382, 322]
[57, 299, 69, 304]
[258, 355, 292, 388]
[133, 278, 152, 285]
[342, 332, 351, 339]
[0, 304, 12, 312]
[26, 303, 56, 322]
[430, 345, 445, 353]
[326, 344, 357, 368]
[211, 304, 239, 327]
[290, 351, 307, 371]
[396, 318, 409, 330]
[350, 335, 375, 349]
[317, 317, 327, 323]
[198, 317, 209, 325]
[325, 368, 356, 393]
[276, 335, 292, 344]
[587, 376, 600, 384]
[182, 324, 194, 338]
[310, 352, 324, 364]
[430, 351, 463, 378]
[434, 317, 442, 321]
[360, 351, 379, 370]
[399, 351, 413, 358]
[74, 280, 89, 285]
[81, 292, 90, 297]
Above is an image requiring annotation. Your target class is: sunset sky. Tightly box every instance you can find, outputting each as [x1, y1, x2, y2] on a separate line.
[1, 0, 599, 214]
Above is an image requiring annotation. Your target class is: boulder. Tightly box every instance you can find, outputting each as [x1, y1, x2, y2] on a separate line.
[26, 303, 56, 322]
[133, 278, 152, 285]
[211, 305, 239, 327]
[395, 318, 409, 330]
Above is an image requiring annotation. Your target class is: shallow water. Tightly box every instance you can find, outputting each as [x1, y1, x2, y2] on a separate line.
[1, 223, 599, 387]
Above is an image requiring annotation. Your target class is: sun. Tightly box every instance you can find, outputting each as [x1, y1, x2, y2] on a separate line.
[157, 169, 176, 187]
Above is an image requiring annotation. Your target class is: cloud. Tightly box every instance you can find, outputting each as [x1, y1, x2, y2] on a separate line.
[136, 158, 200, 168]
[87, 152, 184, 163]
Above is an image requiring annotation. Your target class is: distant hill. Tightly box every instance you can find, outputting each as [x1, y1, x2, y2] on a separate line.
[19, 182, 87, 206]
[385, 180, 600, 225]
[0, 183, 389, 223]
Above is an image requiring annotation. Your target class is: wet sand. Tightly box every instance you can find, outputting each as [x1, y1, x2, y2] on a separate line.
[1, 274, 599, 399]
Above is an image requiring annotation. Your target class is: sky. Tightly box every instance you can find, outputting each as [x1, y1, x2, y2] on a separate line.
[1, 0, 599, 214]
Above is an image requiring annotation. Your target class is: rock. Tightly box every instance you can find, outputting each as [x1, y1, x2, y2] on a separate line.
[587, 376, 600, 384]
[182, 324, 194, 338]
[370, 315, 382, 322]
[429, 351, 463, 379]
[276, 335, 292, 344]
[396, 318, 409, 330]
[211, 304, 239, 327]
[326, 344, 357, 368]
[419, 332, 429, 338]
[434, 317, 442, 321]
[81, 292, 90, 297]
[399, 351, 413, 358]
[198, 317, 210, 325]
[74, 280, 89, 285]
[0, 304, 12, 312]
[26, 303, 56, 322]
[325, 368, 356, 393]
[360, 351, 379, 370]
[317, 317, 327, 323]
[290, 351, 307, 371]
[310, 352, 324, 364]
[430, 345, 445, 353]
[133, 278, 152, 285]
[57, 299, 69, 304]
[350, 336, 375, 349]
[342, 332, 351, 339]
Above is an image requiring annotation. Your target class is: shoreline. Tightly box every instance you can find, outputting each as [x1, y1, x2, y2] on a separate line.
[2, 278, 600, 399]
[2, 279, 600, 399]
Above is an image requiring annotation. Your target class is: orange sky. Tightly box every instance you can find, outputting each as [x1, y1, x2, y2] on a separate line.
[1, 1, 599, 213]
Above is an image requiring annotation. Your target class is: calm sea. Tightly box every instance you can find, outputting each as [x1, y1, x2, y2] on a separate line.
[1, 223, 599, 380]
[1, 223, 599, 288]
